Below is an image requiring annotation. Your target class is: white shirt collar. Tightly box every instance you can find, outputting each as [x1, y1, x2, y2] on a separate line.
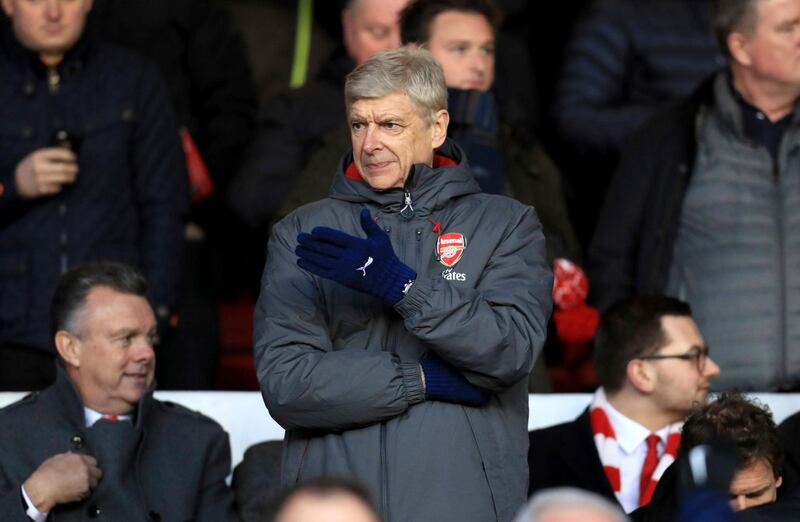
[83, 407, 133, 427]
[602, 394, 669, 455]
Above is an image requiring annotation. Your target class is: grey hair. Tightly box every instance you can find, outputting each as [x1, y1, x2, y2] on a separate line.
[711, 0, 759, 57]
[514, 488, 629, 522]
[344, 47, 448, 124]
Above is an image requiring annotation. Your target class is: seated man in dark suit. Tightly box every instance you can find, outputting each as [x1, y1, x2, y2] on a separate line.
[633, 392, 792, 522]
[529, 296, 720, 513]
[0, 262, 238, 522]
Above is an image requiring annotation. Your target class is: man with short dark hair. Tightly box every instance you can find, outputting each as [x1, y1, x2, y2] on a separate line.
[682, 393, 783, 511]
[0, 0, 188, 391]
[632, 393, 788, 521]
[529, 296, 720, 513]
[399, 0, 580, 265]
[590, 0, 800, 390]
[0, 262, 237, 522]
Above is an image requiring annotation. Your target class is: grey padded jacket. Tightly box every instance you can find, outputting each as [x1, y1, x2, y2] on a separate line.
[254, 139, 552, 522]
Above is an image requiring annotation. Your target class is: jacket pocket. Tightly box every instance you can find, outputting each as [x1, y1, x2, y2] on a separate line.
[0, 250, 30, 327]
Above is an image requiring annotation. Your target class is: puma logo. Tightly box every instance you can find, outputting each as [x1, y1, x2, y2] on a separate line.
[356, 256, 374, 276]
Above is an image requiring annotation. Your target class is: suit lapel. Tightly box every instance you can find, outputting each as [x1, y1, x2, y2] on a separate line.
[563, 408, 619, 501]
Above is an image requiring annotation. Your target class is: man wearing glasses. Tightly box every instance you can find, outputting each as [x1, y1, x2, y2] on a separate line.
[529, 295, 720, 513]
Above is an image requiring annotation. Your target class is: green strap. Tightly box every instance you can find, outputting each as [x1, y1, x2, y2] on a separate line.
[290, 0, 313, 89]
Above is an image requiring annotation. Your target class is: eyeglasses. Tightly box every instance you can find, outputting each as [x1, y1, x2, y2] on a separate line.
[638, 345, 710, 373]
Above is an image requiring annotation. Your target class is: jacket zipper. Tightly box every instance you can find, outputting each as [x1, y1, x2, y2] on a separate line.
[400, 191, 414, 220]
[774, 157, 787, 384]
[381, 197, 418, 522]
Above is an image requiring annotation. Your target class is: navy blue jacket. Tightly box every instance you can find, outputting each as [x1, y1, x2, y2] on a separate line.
[554, 0, 722, 155]
[0, 27, 188, 352]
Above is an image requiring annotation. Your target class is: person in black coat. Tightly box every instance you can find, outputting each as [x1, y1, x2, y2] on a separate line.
[0, 0, 188, 391]
[529, 296, 720, 513]
[0, 262, 238, 522]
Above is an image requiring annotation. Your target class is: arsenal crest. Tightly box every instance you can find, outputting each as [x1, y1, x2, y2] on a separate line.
[437, 233, 467, 267]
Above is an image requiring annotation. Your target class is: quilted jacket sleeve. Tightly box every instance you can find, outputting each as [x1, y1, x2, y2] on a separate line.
[253, 217, 426, 432]
[395, 205, 553, 393]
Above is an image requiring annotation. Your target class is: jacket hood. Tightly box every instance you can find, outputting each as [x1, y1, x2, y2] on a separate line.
[329, 138, 482, 216]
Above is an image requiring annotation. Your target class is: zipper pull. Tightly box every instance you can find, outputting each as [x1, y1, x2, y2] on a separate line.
[400, 191, 414, 220]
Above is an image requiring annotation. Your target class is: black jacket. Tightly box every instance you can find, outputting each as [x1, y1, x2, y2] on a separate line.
[528, 408, 619, 503]
[0, 367, 238, 521]
[228, 50, 353, 228]
[0, 27, 188, 352]
[88, 0, 257, 196]
[554, 0, 721, 156]
[587, 77, 716, 308]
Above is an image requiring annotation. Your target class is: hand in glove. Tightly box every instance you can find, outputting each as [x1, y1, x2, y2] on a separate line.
[296, 208, 417, 304]
[419, 353, 490, 407]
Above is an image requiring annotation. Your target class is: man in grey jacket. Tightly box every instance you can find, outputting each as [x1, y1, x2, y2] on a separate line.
[589, 0, 800, 390]
[254, 47, 552, 522]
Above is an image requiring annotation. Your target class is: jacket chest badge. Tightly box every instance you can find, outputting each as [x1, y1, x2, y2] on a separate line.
[437, 232, 466, 267]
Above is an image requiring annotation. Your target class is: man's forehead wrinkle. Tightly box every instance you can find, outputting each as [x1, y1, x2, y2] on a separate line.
[350, 108, 407, 122]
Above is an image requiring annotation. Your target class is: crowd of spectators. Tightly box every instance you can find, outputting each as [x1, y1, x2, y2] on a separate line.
[3, 0, 800, 520]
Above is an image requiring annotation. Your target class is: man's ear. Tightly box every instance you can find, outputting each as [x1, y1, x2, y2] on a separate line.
[776, 476, 783, 489]
[626, 358, 656, 394]
[431, 109, 449, 149]
[55, 330, 81, 368]
[728, 31, 752, 67]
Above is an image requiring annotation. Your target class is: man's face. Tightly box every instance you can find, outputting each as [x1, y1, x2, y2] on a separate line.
[1, 0, 93, 59]
[734, 0, 800, 91]
[729, 458, 782, 511]
[342, 0, 408, 66]
[648, 315, 721, 418]
[349, 92, 448, 190]
[426, 11, 495, 92]
[67, 286, 156, 415]
[275, 492, 379, 522]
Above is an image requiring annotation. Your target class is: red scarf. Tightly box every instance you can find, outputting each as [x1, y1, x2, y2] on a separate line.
[589, 388, 682, 507]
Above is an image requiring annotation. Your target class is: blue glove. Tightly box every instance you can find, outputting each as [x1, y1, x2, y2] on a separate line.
[296, 208, 417, 304]
[419, 353, 490, 407]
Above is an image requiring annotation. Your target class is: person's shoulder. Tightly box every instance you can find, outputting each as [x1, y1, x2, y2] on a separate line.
[87, 39, 164, 87]
[531, 417, 583, 439]
[0, 391, 41, 418]
[273, 198, 353, 234]
[779, 410, 800, 436]
[0, 392, 46, 439]
[148, 398, 227, 436]
[468, 193, 546, 233]
[463, 192, 531, 216]
[530, 410, 589, 444]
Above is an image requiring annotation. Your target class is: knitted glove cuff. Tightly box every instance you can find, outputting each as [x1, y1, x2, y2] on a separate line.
[419, 356, 490, 407]
[380, 257, 417, 304]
